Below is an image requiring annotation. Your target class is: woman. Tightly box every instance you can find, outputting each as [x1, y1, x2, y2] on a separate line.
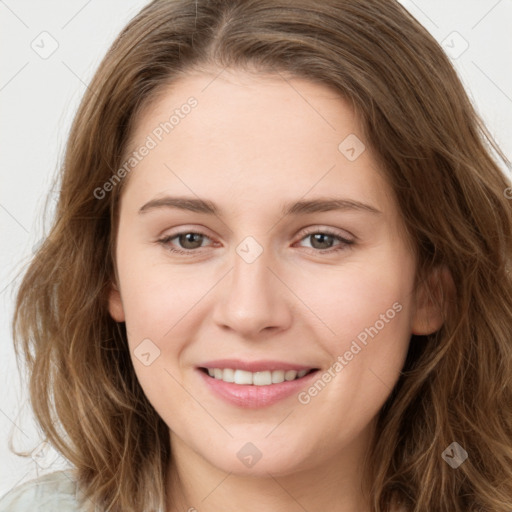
[2, 0, 511, 510]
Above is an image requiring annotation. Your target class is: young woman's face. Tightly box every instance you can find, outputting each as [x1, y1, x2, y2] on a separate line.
[108, 69, 438, 478]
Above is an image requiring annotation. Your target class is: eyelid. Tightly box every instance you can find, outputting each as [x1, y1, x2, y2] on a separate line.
[157, 224, 355, 256]
[158, 225, 354, 245]
[296, 225, 355, 241]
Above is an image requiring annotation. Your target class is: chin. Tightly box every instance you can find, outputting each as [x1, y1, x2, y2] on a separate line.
[203, 438, 315, 477]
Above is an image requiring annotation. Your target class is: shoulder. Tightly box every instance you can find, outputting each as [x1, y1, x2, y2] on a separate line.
[0, 470, 86, 512]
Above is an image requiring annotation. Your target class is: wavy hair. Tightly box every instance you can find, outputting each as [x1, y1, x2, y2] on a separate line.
[10, 0, 512, 510]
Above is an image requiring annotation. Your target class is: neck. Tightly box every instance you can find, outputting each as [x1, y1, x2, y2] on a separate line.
[165, 426, 376, 512]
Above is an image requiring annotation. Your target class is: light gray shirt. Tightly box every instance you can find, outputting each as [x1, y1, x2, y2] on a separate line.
[0, 470, 85, 511]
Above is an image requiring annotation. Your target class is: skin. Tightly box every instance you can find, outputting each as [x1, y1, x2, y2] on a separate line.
[108, 68, 445, 512]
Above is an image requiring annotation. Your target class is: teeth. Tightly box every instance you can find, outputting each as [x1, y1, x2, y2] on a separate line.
[205, 368, 311, 385]
[234, 369, 253, 385]
[222, 368, 235, 382]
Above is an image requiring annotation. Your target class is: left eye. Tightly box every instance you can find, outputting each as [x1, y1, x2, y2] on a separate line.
[157, 229, 354, 255]
[297, 231, 353, 251]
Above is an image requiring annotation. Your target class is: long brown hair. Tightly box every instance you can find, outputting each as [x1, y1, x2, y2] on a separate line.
[10, 0, 512, 510]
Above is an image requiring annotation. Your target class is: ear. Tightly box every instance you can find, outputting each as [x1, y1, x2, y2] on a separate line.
[411, 264, 454, 335]
[108, 281, 125, 322]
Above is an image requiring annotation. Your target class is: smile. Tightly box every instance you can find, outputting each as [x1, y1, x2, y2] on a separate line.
[196, 366, 321, 408]
[200, 367, 316, 385]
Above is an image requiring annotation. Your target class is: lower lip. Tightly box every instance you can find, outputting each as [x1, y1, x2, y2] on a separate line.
[197, 368, 319, 408]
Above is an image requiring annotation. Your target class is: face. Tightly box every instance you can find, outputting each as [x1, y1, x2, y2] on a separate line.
[108, 68, 442, 479]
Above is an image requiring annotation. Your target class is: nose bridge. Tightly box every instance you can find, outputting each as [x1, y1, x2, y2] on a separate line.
[212, 234, 291, 336]
[232, 235, 273, 292]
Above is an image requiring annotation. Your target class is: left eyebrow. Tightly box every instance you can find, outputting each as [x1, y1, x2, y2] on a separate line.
[282, 198, 381, 216]
[138, 195, 382, 216]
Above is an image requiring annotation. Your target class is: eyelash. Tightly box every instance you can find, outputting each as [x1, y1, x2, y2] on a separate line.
[156, 228, 354, 256]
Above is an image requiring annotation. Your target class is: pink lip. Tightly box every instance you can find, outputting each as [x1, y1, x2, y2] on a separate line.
[196, 367, 320, 408]
[197, 359, 316, 372]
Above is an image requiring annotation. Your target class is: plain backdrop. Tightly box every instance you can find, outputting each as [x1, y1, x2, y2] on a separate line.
[1, 0, 511, 498]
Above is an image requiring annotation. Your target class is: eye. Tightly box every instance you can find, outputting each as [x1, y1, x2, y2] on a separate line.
[157, 227, 354, 256]
[157, 231, 213, 255]
[295, 228, 354, 253]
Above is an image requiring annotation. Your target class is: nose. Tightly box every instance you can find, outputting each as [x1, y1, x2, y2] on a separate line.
[211, 241, 293, 338]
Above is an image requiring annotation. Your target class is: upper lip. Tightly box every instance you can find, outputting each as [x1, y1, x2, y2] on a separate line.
[198, 359, 318, 372]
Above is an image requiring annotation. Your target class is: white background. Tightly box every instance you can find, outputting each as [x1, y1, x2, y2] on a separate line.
[1, 0, 511, 497]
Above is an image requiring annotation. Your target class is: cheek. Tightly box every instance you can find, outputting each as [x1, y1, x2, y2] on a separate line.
[116, 238, 201, 336]
[293, 248, 414, 338]
[293, 249, 414, 389]
[115, 246, 200, 408]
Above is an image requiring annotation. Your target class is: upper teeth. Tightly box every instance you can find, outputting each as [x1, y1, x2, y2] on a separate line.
[206, 368, 310, 385]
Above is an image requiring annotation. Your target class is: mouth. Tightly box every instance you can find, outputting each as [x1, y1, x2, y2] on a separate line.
[198, 367, 319, 386]
[196, 365, 321, 408]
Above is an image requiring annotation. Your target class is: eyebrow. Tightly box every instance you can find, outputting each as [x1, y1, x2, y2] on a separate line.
[138, 195, 381, 216]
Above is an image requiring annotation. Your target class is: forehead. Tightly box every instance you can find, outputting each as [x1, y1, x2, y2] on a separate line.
[120, 69, 394, 218]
